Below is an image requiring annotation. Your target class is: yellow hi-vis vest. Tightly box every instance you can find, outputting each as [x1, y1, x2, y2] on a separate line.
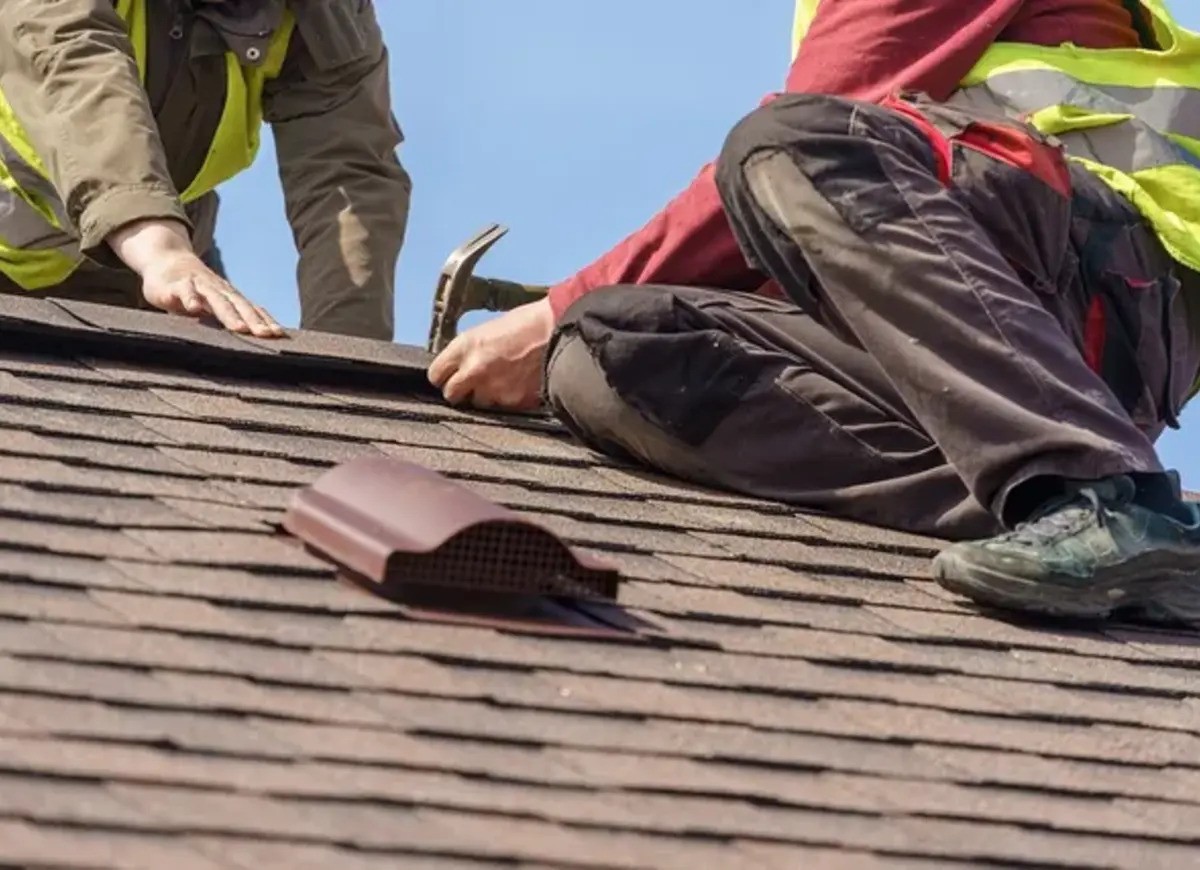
[0, 0, 295, 290]
[791, 0, 1200, 278]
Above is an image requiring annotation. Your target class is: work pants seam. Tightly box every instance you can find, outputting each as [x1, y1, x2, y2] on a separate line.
[770, 368, 917, 467]
[857, 109, 1058, 417]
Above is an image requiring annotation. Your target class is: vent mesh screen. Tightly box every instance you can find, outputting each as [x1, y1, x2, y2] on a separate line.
[387, 522, 609, 598]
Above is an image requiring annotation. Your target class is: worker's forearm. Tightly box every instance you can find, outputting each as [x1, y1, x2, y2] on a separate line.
[546, 162, 764, 320]
[0, 0, 185, 251]
[107, 219, 194, 276]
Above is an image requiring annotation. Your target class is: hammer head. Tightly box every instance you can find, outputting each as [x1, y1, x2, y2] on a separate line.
[427, 223, 509, 354]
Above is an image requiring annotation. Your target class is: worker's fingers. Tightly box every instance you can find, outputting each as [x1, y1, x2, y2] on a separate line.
[175, 280, 206, 317]
[253, 303, 286, 337]
[465, 375, 501, 409]
[137, 254, 281, 338]
[157, 282, 202, 318]
[238, 299, 283, 338]
[491, 385, 537, 412]
[224, 288, 283, 338]
[153, 282, 190, 316]
[194, 282, 251, 334]
[428, 338, 467, 388]
[215, 280, 278, 338]
[481, 384, 536, 412]
[189, 276, 283, 339]
[441, 364, 478, 406]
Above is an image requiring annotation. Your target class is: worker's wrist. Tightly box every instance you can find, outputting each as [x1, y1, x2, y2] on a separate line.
[106, 218, 196, 277]
[533, 294, 557, 334]
[546, 282, 579, 322]
[78, 183, 190, 254]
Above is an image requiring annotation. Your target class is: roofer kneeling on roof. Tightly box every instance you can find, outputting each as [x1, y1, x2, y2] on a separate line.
[0, 0, 410, 341]
[429, 0, 1200, 625]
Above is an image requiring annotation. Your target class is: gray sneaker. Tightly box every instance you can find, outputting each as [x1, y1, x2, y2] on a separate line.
[932, 476, 1200, 623]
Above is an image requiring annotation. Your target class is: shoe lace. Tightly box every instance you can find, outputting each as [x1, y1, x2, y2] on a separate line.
[1007, 486, 1119, 548]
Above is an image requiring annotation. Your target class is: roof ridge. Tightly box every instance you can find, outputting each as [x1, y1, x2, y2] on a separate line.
[0, 295, 434, 395]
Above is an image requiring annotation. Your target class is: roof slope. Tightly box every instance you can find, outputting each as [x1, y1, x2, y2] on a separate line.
[1, 296, 1199, 869]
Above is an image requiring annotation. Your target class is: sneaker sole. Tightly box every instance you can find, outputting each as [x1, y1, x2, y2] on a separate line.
[932, 548, 1200, 623]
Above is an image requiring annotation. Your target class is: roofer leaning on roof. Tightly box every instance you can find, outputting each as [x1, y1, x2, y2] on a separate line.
[0, 0, 410, 340]
[430, 0, 1200, 625]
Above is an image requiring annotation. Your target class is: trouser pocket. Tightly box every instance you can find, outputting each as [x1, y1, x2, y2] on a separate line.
[1089, 264, 1188, 432]
[883, 93, 1074, 298]
[291, 0, 379, 69]
[1069, 172, 1197, 435]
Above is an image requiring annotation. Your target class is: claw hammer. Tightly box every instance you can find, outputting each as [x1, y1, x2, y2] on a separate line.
[426, 223, 549, 355]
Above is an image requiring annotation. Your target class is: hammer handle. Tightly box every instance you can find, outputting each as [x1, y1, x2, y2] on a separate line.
[473, 277, 550, 312]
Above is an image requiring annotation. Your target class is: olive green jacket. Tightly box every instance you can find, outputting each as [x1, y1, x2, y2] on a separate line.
[0, 0, 410, 339]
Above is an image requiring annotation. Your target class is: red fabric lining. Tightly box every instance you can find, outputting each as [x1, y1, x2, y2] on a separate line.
[1083, 295, 1107, 374]
[879, 96, 1072, 199]
[880, 96, 954, 186]
[954, 122, 1072, 198]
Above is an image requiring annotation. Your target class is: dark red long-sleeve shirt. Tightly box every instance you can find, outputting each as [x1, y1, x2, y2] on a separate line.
[547, 0, 1141, 318]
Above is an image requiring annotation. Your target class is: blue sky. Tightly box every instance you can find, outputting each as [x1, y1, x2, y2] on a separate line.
[216, 0, 1196, 484]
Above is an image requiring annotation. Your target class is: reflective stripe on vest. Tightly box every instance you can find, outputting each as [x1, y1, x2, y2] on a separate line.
[789, 0, 1200, 398]
[946, 70, 1200, 174]
[0, 139, 71, 247]
[0, 107, 78, 289]
[947, 1, 1200, 283]
[791, 0, 819, 61]
[0, 0, 294, 290]
[789, 0, 1200, 258]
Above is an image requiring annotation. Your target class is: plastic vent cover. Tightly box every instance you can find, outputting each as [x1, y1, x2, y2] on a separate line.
[284, 456, 620, 601]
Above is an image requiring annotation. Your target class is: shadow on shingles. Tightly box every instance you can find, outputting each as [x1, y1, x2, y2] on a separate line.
[333, 568, 672, 644]
[958, 601, 1200, 649]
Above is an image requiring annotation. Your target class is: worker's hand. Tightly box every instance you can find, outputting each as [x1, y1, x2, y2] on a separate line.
[428, 297, 556, 410]
[107, 219, 285, 338]
[139, 251, 285, 338]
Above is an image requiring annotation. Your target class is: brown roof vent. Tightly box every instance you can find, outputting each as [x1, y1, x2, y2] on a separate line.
[284, 456, 620, 602]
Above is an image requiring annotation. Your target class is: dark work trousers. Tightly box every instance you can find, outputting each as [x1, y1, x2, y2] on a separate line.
[544, 94, 1200, 540]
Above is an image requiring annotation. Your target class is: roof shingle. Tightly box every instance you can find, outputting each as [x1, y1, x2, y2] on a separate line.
[0, 295, 1197, 869]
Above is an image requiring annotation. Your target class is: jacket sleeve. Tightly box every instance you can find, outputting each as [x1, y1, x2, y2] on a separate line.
[0, 0, 188, 255]
[265, 1, 411, 341]
[545, 161, 765, 319]
[785, 0, 1024, 102]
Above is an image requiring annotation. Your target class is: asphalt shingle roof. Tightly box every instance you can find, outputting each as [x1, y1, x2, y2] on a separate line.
[1, 295, 1200, 869]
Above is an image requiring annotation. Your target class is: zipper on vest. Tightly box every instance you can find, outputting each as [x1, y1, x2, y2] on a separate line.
[166, 6, 189, 85]
[146, 2, 191, 117]
[146, 0, 227, 193]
